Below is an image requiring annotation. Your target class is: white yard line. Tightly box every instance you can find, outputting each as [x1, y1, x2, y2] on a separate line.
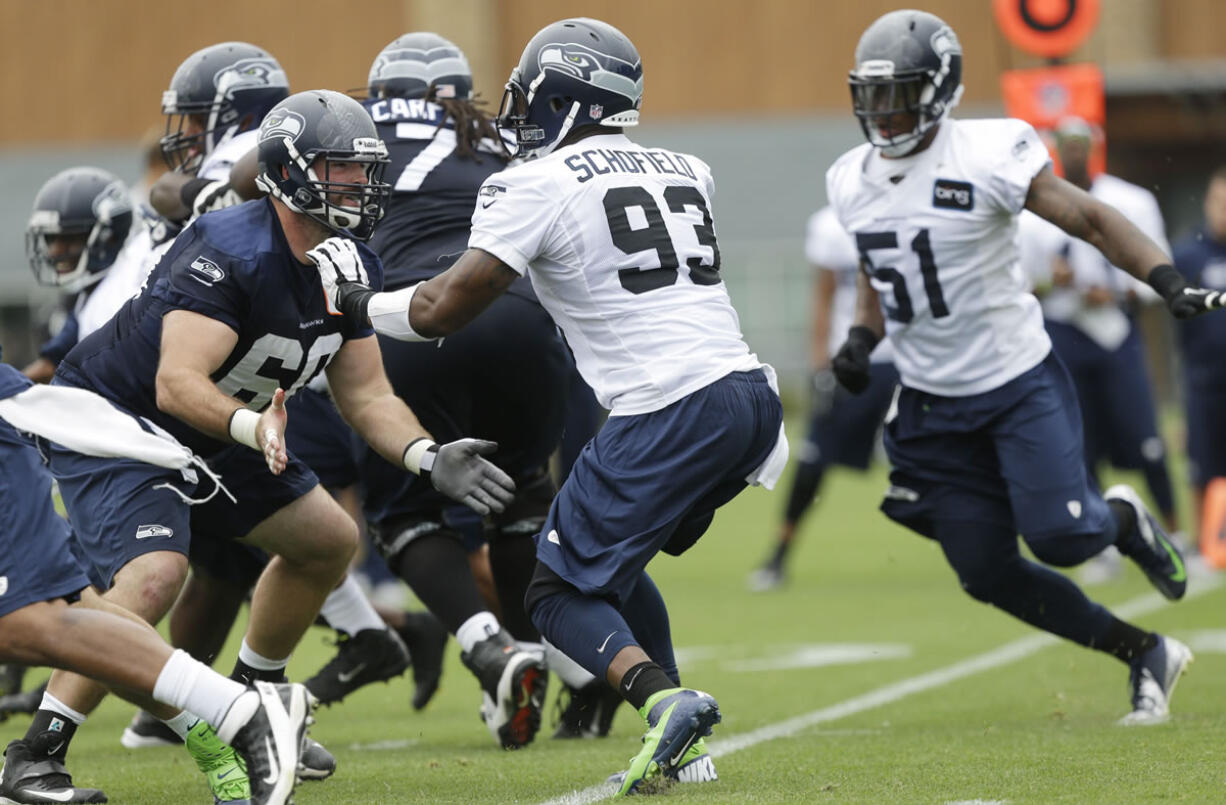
[535, 576, 1224, 805]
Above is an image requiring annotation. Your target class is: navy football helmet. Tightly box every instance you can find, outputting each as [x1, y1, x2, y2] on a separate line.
[26, 167, 133, 292]
[849, 10, 963, 157]
[256, 90, 392, 241]
[497, 18, 643, 157]
[161, 42, 289, 172]
[368, 32, 473, 101]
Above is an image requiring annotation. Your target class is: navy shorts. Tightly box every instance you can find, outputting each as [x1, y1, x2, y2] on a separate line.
[1046, 321, 1164, 471]
[881, 352, 1112, 540]
[537, 369, 782, 606]
[53, 434, 318, 589]
[0, 423, 91, 617]
[1185, 384, 1226, 487]
[799, 363, 897, 470]
[284, 386, 360, 491]
[362, 292, 570, 527]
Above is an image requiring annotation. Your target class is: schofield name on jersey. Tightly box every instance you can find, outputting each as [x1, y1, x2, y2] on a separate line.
[564, 148, 697, 184]
[932, 179, 974, 211]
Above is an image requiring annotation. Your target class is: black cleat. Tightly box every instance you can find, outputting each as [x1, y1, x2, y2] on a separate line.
[394, 611, 449, 711]
[297, 738, 336, 781]
[1106, 485, 1188, 601]
[304, 627, 410, 706]
[120, 709, 184, 748]
[552, 680, 623, 739]
[461, 630, 548, 749]
[0, 734, 107, 804]
[219, 682, 311, 805]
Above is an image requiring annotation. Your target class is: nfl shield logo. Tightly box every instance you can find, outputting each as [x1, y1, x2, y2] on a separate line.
[590, 104, 603, 119]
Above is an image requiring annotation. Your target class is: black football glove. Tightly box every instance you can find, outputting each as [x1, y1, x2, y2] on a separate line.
[832, 326, 880, 394]
[1148, 264, 1226, 319]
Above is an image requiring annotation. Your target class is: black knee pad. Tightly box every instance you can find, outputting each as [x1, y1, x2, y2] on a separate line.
[371, 513, 462, 567]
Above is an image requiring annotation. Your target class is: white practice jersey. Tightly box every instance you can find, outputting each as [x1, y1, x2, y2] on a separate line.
[198, 130, 258, 182]
[468, 133, 761, 416]
[826, 118, 1052, 397]
[805, 206, 892, 364]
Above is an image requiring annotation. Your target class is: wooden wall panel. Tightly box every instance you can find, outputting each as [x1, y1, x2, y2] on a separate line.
[1160, 0, 1226, 59]
[0, 0, 414, 144]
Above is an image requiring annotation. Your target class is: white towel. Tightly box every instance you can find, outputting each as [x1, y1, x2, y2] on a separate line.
[745, 363, 790, 490]
[0, 384, 233, 504]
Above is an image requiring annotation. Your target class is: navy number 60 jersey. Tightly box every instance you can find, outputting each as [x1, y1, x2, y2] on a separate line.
[58, 198, 382, 456]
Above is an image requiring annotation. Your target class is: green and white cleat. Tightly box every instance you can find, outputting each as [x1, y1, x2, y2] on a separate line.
[617, 688, 721, 796]
[607, 737, 717, 788]
[184, 719, 251, 805]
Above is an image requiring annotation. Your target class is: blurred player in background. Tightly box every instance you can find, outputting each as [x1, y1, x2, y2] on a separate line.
[750, 206, 897, 592]
[1172, 167, 1226, 534]
[830, 9, 1223, 728]
[1017, 117, 1179, 585]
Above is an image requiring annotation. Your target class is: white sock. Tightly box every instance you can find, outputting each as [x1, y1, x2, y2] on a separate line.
[238, 639, 289, 672]
[153, 649, 247, 730]
[318, 574, 387, 636]
[543, 639, 597, 688]
[159, 710, 199, 740]
[40, 691, 87, 725]
[455, 611, 501, 654]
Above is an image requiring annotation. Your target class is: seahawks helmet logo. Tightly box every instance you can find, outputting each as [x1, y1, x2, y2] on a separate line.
[91, 180, 132, 224]
[259, 108, 305, 144]
[539, 44, 602, 81]
[215, 58, 288, 97]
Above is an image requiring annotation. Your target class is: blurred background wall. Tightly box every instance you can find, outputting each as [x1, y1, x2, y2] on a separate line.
[3, 0, 1226, 391]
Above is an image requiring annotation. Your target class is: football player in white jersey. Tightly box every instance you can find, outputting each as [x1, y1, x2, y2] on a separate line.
[316, 17, 787, 794]
[829, 9, 1226, 726]
[749, 206, 898, 591]
[1021, 116, 1178, 531]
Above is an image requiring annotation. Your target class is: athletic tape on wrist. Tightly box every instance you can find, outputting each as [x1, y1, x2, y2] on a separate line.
[368, 284, 435, 342]
[402, 437, 438, 476]
[228, 408, 260, 450]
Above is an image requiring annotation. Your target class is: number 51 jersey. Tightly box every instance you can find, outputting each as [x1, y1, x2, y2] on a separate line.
[826, 118, 1053, 397]
[468, 132, 760, 416]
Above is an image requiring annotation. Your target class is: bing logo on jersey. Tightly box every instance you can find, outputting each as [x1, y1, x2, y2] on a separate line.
[932, 179, 973, 211]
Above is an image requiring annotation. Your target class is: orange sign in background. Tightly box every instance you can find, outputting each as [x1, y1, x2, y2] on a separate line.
[993, 0, 1101, 59]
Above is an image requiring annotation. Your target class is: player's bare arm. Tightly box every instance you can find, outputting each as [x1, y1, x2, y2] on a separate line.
[832, 268, 885, 394]
[1023, 166, 1168, 282]
[408, 248, 519, 337]
[155, 309, 287, 471]
[324, 334, 430, 459]
[321, 246, 519, 341]
[149, 171, 195, 222]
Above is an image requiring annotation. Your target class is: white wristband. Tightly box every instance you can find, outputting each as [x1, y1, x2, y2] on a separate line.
[402, 437, 438, 475]
[228, 408, 260, 450]
[368, 284, 435, 342]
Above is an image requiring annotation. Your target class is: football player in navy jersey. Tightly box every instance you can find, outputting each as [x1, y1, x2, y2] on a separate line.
[0, 358, 311, 805]
[5, 90, 514, 802]
[828, 9, 1226, 727]
[356, 32, 572, 749]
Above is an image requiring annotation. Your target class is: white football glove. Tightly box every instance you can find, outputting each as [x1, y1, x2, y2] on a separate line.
[307, 237, 369, 315]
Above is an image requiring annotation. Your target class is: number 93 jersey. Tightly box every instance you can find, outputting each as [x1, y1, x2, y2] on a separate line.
[826, 118, 1053, 397]
[468, 133, 760, 416]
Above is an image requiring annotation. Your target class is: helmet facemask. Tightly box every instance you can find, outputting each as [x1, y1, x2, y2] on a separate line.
[259, 136, 392, 241]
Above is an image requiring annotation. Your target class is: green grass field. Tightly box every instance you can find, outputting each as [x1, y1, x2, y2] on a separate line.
[6, 439, 1225, 804]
